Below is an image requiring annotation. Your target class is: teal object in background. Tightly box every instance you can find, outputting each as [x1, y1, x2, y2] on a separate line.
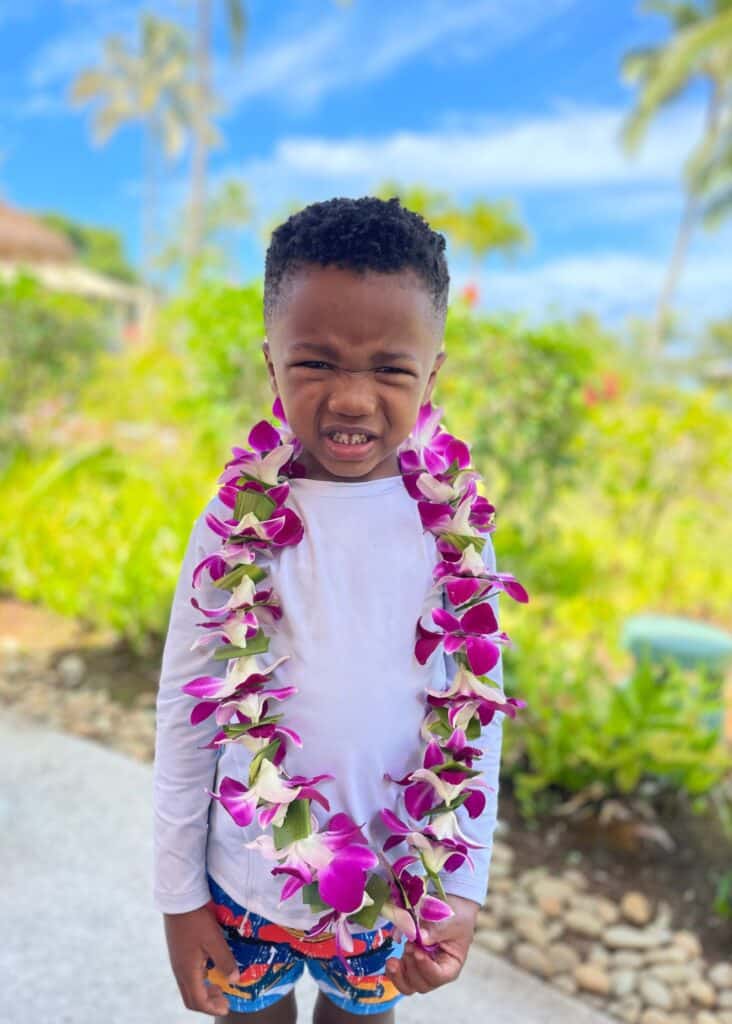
[622, 614, 732, 672]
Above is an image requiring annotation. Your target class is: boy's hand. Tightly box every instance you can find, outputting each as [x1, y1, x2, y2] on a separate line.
[385, 894, 480, 996]
[164, 903, 240, 1017]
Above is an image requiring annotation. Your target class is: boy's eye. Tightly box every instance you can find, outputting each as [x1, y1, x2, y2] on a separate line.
[293, 361, 409, 376]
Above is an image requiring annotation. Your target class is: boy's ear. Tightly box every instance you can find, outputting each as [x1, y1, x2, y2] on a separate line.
[262, 337, 279, 396]
[422, 349, 446, 405]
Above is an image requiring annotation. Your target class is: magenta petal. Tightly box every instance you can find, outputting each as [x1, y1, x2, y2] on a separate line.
[384, 835, 405, 852]
[190, 701, 218, 725]
[248, 419, 282, 453]
[298, 787, 331, 811]
[258, 803, 281, 828]
[442, 633, 464, 656]
[501, 576, 530, 603]
[464, 637, 500, 675]
[420, 894, 455, 922]
[391, 853, 419, 875]
[405, 781, 436, 819]
[460, 601, 498, 636]
[423, 740, 444, 770]
[444, 438, 471, 469]
[464, 788, 487, 818]
[214, 777, 256, 827]
[446, 578, 483, 606]
[380, 808, 410, 834]
[418, 501, 452, 529]
[271, 507, 305, 546]
[431, 607, 461, 633]
[192, 553, 228, 587]
[318, 848, 377, 913]
[415, 622, 444, 665]
[182, 675, 229, 699]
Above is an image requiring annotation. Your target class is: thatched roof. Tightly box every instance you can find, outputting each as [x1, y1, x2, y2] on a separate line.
[0, 201, 75, 263]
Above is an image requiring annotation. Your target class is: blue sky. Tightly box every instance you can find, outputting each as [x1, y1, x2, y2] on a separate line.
[1, 0, 730, 330]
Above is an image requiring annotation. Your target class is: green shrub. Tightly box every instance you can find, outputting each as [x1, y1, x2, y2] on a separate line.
[0, 274, 106, 446]
[501, 633, 732, 817]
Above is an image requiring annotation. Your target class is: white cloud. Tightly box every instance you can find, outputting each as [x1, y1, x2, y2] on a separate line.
[451, 245, 732, 325]
[219, 0, 577, 114]
[223, 102, 704, 211]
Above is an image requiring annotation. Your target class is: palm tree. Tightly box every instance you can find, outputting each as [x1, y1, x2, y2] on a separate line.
[185, 0, 248, 267]
[262, 182, 528, 273]
[184, 0, 354, 266]
[70, 14, 194, 287]
[375, 182, 529, 266]
[621, 0, 732, 351]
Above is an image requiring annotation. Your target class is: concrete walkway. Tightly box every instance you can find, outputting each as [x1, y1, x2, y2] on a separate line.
[0, 709, 614, 1023]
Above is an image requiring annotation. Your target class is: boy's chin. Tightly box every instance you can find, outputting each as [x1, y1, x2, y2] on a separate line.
[300, 441, 400, 482]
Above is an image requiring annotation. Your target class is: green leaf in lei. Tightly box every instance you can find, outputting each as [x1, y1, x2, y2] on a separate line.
[300, 882, 329, 914]
[441, 531, 486, 553]
[348, 873, 391, 928]
[213, 630, 270, 659]
[224, 715, 283, 742]
[212, 563, 268, 590]
[272, 798, 312, 850]
[234, 487, 277, 522]
[247, 739, 281, 786]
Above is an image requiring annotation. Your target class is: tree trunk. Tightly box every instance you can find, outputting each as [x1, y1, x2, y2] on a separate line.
[186, 0, 211, 267]
[650, 78, 723, 354]
[650, 189, 698, 354]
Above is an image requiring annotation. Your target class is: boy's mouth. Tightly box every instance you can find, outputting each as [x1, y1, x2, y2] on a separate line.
[323, 430, 377, 460]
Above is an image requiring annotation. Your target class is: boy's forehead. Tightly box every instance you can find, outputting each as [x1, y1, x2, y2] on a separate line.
[269, 265, 441, 353]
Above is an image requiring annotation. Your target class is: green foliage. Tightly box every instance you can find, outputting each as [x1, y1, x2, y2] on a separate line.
[0, 274, 106, 445]
[714, 870, 732, 918]
[0, 440, 215, 650]
[438, 307, 602, 540]
[156, 274, 269, 410]
[502, 637, 732, 818]
[39, 212, 138, 283]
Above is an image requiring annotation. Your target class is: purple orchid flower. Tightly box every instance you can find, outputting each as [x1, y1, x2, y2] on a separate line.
[415, 600, 507, 676]
[434, 559, 529, 608]
[380, 862, 453, 950]
[380, 808, 474, 875]
[208, 759, 333, 830]
[417, 491, 494, 545]
[247, 812, 377, 919]
[205, 504, 304, 550]
[305, 909, 362, 968]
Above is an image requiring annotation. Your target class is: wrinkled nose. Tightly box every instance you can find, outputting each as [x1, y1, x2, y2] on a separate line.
[326, 369, 378, 417]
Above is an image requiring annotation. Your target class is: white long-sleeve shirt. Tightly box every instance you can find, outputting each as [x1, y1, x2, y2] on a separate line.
[152, 472, 504, 927]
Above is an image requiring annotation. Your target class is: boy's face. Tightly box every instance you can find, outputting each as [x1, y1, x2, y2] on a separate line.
[262, 266, 447, 482]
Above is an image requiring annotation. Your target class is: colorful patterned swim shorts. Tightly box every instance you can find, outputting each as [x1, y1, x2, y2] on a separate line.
[204, 872, 406, 1016]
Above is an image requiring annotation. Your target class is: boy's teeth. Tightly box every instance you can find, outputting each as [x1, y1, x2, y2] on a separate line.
[331, 431, 369, 445]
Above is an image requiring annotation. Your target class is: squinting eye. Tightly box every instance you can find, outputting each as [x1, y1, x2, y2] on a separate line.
[295, 360, 332, 370]
[375, 366, 409, 375]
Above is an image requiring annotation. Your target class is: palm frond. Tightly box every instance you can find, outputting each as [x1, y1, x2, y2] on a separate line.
[640, 0, 705, 29]
[225, 0, 248, 57]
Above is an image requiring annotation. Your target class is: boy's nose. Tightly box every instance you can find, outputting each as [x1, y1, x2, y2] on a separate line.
[325, 369, 378, 416]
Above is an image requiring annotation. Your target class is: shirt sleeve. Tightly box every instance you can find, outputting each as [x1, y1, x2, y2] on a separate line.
[440, 531, 504, 907]
[152, 499, 228, 914]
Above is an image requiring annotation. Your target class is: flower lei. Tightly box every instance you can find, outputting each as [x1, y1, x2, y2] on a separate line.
[182, 397, 528, 966]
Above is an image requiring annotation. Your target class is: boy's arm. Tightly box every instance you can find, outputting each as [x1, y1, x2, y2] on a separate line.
[152, 501, 227, 914]
[441, 530, 504, 908]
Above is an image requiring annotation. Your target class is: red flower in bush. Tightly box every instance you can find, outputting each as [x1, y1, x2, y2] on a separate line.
[461, 283, 479, 307]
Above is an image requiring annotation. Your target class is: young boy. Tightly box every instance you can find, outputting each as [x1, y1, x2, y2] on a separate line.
[153, 196, 506, 1022]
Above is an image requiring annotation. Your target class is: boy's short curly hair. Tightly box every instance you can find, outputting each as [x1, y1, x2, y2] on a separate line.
[263, 195, 450, 331]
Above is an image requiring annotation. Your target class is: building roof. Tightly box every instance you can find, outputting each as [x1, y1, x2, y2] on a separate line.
[0, 200, 76, 263]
